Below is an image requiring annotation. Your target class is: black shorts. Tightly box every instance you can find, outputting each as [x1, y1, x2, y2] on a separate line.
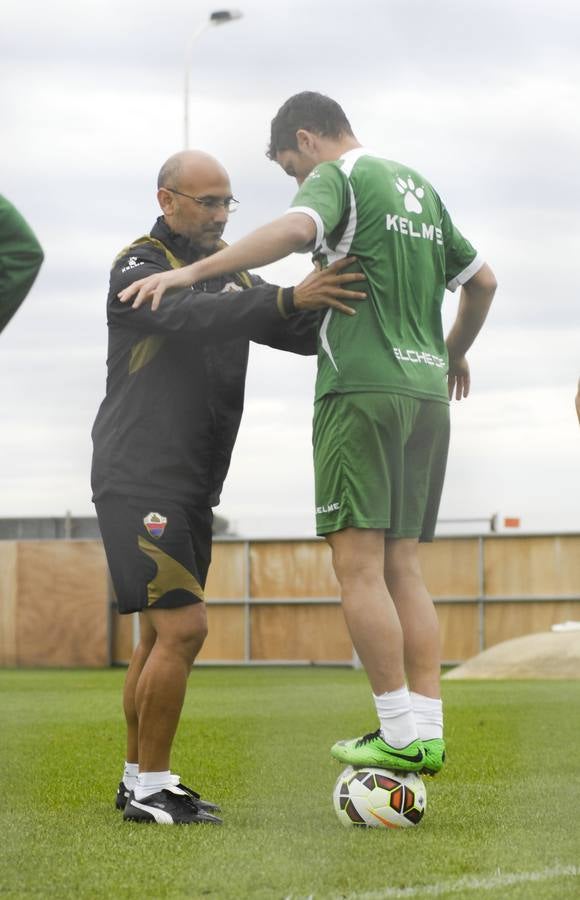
[95, 494, 213, 615]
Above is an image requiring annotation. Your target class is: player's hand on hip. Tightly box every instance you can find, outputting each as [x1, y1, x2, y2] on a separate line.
[118, 265, 198, 311]
[293, 257, 366, 316]
[447, 354, 470, 400]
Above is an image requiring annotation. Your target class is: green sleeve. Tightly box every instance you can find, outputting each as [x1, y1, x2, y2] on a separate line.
[440, 203, 481, 291]
[290, 162, 349, 248]
[0, 195, 44, 334]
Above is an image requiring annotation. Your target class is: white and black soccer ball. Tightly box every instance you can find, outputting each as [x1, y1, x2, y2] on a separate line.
[333, 766, 427, 829]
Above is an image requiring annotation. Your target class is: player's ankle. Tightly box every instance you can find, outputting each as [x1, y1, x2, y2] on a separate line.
[373, 685, 418, 748]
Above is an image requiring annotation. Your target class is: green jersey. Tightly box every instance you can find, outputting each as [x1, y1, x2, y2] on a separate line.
[0, 195, 44, 334]
[288, 149, 482, 403]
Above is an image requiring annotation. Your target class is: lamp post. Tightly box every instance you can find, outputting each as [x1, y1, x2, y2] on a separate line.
[183, 9, 243, 149]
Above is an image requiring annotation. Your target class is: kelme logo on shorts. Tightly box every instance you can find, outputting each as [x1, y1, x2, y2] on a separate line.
[316, 501, 340, 515]
[143, 512, 167, 539]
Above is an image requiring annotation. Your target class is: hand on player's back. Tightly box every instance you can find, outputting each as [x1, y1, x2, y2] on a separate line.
[294, 257, 366, 316]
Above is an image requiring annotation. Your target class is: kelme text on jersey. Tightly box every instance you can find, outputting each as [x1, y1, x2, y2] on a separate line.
[385, 215, 443, 246]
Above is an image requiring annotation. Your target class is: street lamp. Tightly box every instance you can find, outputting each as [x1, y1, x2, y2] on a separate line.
[183, 9, 243, 149]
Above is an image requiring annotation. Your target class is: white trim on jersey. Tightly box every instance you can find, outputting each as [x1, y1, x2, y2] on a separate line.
[283, 206, 324, 251]
[339, 146, 375, 177]
[447, 253, 485, 292]
[322, 182, 358, 264]
[320, 308, 338, 372]
[317, 172, 360, 374]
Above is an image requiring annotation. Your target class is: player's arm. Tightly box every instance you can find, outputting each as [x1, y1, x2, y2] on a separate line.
[0, 195, 44, 334]
[445, 262, 497, 400]
[109, 250, 364, 343]
[119, 214, 317, 310]
[575, 378, 580, 425]
[109, 250, 287, 342]
[119, 163, 348, 311]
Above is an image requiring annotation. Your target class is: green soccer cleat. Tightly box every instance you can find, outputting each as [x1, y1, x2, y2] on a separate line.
[421, 738, 446, 776]
[331, 729, 425, 772]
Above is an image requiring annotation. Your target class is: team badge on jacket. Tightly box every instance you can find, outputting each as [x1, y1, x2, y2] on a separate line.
[143, 512, 167, 539]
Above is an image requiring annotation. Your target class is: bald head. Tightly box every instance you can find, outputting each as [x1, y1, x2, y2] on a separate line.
[156, 150, 233, 254]
[157, 150, 229, 192]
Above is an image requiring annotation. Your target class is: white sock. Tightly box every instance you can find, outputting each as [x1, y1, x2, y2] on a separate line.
[410, 692, 443, 740]
[373, 685, 418, 749]
[123, 761, 139, 790]
[134, 770, 173, 802]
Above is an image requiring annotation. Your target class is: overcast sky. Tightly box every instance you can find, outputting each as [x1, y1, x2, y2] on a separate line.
[1, 0, 578, 537]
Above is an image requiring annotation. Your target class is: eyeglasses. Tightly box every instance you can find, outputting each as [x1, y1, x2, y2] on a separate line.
[165, 188, 239, 212]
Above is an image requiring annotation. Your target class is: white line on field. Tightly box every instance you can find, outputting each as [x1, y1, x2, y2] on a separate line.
[329, 863, 580, 899]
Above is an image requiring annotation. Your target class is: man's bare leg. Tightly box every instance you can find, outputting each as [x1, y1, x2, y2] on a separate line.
[327, 528, 423, 770]
[123, 612, 157, 764]
[122, 601, 222, 823]
[327, 527, 405, 694]
[135, 602, 208, 773]
[384, 538, 445, 774]
[384, 538, 440, 698]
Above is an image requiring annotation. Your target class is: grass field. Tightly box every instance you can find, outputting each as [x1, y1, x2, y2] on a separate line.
[1, 667, 579, 899]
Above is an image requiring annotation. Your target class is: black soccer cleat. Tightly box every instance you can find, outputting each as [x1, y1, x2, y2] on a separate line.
[123, 786, 223, 825]
[115, 778, 220, 813]
[115, 780, 131, 811]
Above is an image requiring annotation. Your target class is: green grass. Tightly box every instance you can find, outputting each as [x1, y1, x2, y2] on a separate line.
[1, 668, 579, 899]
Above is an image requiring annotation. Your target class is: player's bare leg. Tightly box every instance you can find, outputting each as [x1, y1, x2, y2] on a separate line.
[136, 603, 208, 773]
[384, 538, 440, 698]
[384, 537, 445, 775]
[123, 612, 157, 764]
[327, 527, 424, 771]
[117, 609, 220, 814]
[115, 613, 158, 809]
[123, 602, 222, 824]
[327, 528, 404, 694]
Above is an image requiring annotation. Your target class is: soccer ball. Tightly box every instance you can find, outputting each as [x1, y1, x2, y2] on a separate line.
[333, 766, 427, 829]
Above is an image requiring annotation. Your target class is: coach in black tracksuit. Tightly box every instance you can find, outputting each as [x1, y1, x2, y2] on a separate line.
[92, 215, 317, 612]
[91, 150, 362, 825]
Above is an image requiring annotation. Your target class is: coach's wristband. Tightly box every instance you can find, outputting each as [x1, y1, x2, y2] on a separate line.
[277, 286, 296, 319]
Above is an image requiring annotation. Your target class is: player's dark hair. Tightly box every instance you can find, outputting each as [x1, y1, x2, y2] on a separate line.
[267, 92, 354, 159]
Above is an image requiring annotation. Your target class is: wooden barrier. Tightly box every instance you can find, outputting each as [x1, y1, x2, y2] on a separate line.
[250, 541, 339, 598]
[0, 541, 109, 667]
[250, 604, 352, 662]
[484, 535, 580, 596]
[418, 538, 481, 597]
[1, 534, 579, 668]
[0, 542, 18, 667]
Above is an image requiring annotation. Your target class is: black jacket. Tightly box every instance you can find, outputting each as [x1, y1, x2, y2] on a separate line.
[91, 217, 317, 506]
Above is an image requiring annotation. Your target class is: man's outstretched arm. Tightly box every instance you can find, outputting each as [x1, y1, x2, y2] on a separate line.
[119, 213, 316, 311]
[446, 262, 497, 401]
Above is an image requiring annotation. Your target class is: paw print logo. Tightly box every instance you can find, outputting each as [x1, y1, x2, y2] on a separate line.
[395, 176, 425, 214]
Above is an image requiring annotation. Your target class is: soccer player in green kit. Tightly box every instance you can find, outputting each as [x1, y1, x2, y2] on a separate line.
[120, 92, 497, 777]
[0, 195, 44, 334]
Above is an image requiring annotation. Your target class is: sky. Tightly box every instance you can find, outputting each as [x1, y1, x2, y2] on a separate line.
[1, 0, 579, 538]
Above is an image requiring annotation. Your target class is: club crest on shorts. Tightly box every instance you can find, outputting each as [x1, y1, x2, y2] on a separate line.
[143, 512, 167, 539]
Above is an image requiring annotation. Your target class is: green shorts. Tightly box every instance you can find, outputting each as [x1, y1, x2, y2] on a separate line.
[312, 392, 449, 540]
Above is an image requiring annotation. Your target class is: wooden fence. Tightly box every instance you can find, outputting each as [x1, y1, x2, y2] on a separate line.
[1, 534, 579, 668]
